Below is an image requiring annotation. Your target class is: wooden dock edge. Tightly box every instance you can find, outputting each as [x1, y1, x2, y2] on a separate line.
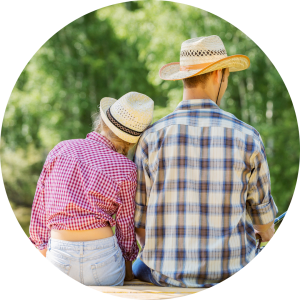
[0, 285, 300, 300]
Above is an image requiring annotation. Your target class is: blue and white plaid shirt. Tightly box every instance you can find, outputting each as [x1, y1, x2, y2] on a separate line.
[134, 99, 277, 288]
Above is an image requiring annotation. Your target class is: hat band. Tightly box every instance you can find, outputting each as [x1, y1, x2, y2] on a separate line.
[106, 107, 143, 137]
[180, 62, 213, 71]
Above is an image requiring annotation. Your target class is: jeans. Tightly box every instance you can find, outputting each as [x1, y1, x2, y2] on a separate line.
[132, 258, 162, 286]
[132, 258, 233, 287]
[46, 235, 125, 286]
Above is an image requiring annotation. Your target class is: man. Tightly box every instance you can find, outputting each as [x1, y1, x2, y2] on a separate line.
[132, 35, 277, 288]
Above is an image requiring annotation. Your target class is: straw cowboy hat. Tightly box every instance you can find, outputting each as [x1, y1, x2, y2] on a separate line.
[159, 35, 250, 81]
[100, 92, 154, 143]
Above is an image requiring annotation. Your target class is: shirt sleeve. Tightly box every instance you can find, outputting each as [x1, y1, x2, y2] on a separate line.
[246, 135, 278, 225]
[29, 167, 50, 250]
[115, 169, 139, 261]
[133, 138, 150, 229]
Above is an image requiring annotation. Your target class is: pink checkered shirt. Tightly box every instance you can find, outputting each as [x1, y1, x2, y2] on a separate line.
[29, 131, 139, 261]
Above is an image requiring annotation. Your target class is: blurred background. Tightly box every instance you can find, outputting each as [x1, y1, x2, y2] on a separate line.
[1, 1, 299, 236]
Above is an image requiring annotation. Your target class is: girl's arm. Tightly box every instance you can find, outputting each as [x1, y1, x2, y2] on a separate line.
[115, 169, 139, 279]
[125, 261, 134, 281]
[29, 167, 50, 254]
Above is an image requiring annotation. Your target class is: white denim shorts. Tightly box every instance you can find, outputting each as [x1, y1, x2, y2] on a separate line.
[46, 235, 125, 286]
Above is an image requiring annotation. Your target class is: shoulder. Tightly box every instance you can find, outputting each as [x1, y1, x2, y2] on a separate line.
[101, 152, 137, 185]
[46, 138, 136, 175]
[136, 112, 176, 148]
[109, 152, 137, 174]
[219, 110, 267, 159]
[45, 138, 84, 163]
[220, 109, 261, 141]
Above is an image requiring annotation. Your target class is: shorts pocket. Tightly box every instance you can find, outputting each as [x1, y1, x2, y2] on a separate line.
[91, 249, 124, 286]
[45, 253, 71, 283]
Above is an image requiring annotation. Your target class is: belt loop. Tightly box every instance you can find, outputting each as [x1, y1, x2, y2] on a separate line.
[80, 242, 83, 256]
[48, 238, 51, 251]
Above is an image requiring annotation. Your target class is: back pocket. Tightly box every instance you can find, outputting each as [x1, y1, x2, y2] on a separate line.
[91, 249, 124, 286]
[46, 251, 71, 275]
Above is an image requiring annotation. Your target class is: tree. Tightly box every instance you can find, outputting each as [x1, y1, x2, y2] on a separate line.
[1, 1, 298, 220]
[101, 1, 299, 213]
[1, 9, 162, 207]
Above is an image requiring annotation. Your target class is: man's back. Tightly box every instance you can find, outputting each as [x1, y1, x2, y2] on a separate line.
[134, 99, 277, 287]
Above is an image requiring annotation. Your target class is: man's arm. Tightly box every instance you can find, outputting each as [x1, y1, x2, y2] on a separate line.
[135, 227, 146, 248]
[247, 136, 278, 241]
[133, 138, 150, 235]
[133, 136, 151, 267]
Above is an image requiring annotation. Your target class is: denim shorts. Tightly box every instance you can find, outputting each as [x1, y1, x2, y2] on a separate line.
[46, 235, 125, 286]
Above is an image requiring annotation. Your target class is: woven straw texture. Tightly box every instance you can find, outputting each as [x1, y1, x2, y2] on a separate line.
[100, 92, 154, 143]
[180, 36, 227, 66]
[159, 35, 250, 80]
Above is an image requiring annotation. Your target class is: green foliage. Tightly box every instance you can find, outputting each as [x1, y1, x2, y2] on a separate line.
[1, 1, 298, 234]
[3, 11, 159, 149]
[99, 1, 299, 213]
[1, 140, 44, 207]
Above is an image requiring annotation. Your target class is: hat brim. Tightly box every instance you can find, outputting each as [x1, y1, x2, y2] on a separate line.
[100, 97, 140, 144]
[159, 55, 250, 81]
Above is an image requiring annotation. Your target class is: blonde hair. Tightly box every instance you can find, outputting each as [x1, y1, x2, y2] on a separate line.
[93, 113, 135, 156]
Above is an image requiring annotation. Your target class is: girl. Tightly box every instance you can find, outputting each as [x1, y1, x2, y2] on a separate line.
[29, 92, 154, 286]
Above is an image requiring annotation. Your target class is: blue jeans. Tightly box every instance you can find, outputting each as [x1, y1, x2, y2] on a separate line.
[46, 235, 125, 286]
[132, 258, 162, 286]
[132, 258, 233, 287]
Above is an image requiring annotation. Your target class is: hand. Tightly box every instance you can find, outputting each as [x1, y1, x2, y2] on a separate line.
[39, 248, 47, 257]
[124, 260, 135, 281]
[124, 272, 135, 281]
[254, 223, 275, 242]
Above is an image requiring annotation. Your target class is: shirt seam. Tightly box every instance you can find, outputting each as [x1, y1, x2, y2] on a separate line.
[45, 153, 136, 186]
[143, 124, 262, 148]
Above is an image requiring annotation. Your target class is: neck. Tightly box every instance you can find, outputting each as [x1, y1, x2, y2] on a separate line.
[100, 130, 130, 156]
[100, 131, 116, 149]
[182, 86, 217, 103]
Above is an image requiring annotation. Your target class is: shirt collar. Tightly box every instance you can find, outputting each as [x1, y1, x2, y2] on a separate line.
[174, 99, 220, 112]
[86, 131, 117, 152]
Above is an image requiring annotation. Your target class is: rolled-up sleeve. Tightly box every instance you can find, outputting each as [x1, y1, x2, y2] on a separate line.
[29, 167, 50, 250]
[133, 139, 150, 229]
[247, 136, 278, 225]
[115, 169, 139, 261]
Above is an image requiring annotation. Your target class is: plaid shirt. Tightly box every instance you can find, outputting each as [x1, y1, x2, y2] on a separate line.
[29, 132, 139, 261]
[134, 99, 278, 287]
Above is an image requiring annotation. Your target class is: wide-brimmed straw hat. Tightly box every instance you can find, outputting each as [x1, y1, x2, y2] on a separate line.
[100, 92, 154, 143]
[159, 35, 250, 81]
